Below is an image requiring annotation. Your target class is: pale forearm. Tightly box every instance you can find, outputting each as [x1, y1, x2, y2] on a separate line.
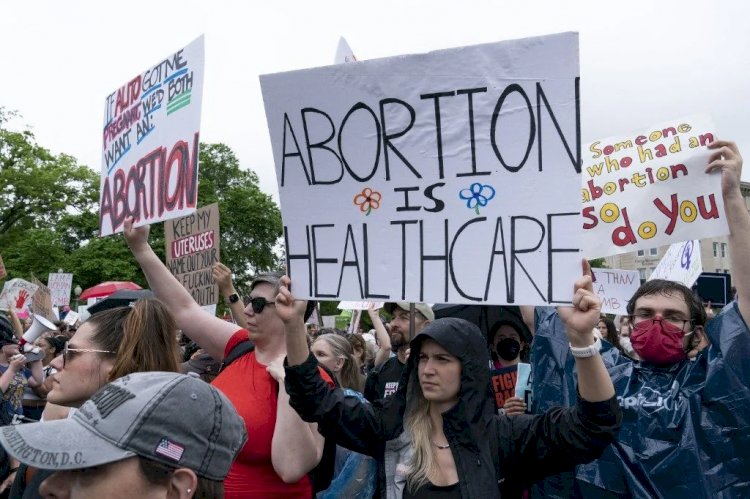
[0, 370, 16, 394]
[130, 244, 199, 320]
[573, 354, 615, 402]
[272, 385, 323, 482]
[28, 361, 43, 387]
[725, 192, 750, 319]
[369, 311, 391, 366]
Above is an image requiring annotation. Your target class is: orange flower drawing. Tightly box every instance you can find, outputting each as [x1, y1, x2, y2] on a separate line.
[353, 187, 382, 216]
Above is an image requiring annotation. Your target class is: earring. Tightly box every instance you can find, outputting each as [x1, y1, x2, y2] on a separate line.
[187, 489, 192, 494]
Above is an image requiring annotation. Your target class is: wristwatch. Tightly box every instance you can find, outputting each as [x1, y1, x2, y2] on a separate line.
[228, 293, 240, 304]
[569, 336, 602, 358]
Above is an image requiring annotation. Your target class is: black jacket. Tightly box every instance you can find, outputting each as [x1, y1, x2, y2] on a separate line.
[286, 317, 622, 498]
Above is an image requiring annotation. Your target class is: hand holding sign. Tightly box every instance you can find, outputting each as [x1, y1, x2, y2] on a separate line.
[123, 217, 151, 253]
[706, 140, 743, 198]
[557, 260, 600, 347]
[275, 276, 307, 325]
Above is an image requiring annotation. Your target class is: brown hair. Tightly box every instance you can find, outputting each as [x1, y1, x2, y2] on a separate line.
[87, 299, 181, 382]
[346, 333, 367, 366]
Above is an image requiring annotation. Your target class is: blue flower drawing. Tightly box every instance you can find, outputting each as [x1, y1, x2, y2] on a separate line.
[459, 183, 496, 215]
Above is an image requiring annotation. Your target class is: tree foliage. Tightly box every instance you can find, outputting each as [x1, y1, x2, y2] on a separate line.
[0, 109, 282, 297]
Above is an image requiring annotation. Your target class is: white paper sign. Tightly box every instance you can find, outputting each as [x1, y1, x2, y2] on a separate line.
[649, 240, 703, 286]
[261, 33, 582, 306]
[337, 301, 385, 311]
[47, 273, 73, 307]
[77, 306, 90, 323]
[334, 37, 357, 64]
[64, 311, 80, 326]
[581, 116, 728, 258]
[99, 35, 205, 236]
[0, 278, 39, 314]
[591, 268, 641, 314]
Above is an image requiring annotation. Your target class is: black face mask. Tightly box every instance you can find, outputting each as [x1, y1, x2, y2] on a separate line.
[495, 338, 521, 361]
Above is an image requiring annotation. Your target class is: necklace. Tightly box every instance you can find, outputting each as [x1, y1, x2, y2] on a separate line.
[432, 440, 450, 449]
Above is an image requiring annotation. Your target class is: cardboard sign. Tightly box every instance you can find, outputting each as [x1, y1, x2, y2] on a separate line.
[261, 33, 582, 305]
[99, 36, 205, 236]
[0, 278, 38, 314]
[649, 240, 703, 287]
[0, 255, 6, 280]
[47, 273, 73, 307]
[581, 116, 728, 258]
[337, 301, 384, 311]
[591, 268, 641, 314]
[31, 276, 54, 321]
[164, 203, 220, 306]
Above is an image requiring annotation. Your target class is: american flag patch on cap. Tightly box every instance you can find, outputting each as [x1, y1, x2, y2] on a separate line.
[155, 437, 184, 461]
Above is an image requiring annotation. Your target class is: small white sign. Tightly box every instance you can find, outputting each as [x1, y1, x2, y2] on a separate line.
[649, 240, 703, 287]
[337, 301, 384, 311]
[591, 268, 641, 314]
[0, 278, 39, 314]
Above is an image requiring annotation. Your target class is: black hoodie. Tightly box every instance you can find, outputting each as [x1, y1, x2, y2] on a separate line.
[286, 317, 621, 498]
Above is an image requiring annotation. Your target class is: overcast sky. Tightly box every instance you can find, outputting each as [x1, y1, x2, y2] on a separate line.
[2, 0, 749, 199]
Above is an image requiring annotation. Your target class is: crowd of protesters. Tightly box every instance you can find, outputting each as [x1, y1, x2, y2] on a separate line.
[0, 138, 746, 498]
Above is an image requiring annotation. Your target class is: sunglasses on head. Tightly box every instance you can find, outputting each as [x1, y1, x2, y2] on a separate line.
[249, 297, 275, 314]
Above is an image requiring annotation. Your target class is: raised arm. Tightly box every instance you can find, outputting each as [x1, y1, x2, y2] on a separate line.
[557, 260, 616, 403]
[212, 262, 249, 330]
[278, 277, 405, 455]
[123, 218, 237, 361]
[707, 140, 749, 322]
[367, 305, 391, 367]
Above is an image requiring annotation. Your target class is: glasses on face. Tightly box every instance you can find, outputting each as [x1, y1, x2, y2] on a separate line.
[249, 297, 276, 314]
[63, 342, 115, 368]
[628, 312, 693, 331]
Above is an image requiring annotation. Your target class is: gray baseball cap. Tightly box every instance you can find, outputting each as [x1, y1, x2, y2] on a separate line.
[0, 371, 247, 480]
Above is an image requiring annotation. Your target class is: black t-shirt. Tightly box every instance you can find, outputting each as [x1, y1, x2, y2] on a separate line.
[363, 355, 404, 402]
[403, 481, 461, 499]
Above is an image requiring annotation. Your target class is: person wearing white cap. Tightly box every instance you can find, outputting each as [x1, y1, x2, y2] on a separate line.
[0, 371, 247, 498]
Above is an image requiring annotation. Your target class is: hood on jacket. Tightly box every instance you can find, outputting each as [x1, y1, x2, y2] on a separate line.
[405, 317, 495, 425]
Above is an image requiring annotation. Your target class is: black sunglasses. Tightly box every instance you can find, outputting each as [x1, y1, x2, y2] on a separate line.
[249, 297, 276, 314]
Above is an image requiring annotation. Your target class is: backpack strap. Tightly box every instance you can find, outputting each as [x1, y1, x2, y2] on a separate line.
[219, 340, 255, 373]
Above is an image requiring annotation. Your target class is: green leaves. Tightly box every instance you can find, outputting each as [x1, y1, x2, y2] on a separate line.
[1, 109, 283, 295]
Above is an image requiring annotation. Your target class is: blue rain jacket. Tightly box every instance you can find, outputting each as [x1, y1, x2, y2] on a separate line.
[530, 302, 750, 498]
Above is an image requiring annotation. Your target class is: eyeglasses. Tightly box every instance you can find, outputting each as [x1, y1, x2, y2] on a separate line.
[63, 342, 115, 368]
[628, 313, 693, 331]
[248, 297, 276, 314]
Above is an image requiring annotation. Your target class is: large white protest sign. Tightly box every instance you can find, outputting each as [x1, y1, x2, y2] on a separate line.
[591, 268, 640, 315]
[99, 36, 205, 236]
[649, 240, 702, 287]
[581, 116, 727, 258]
[0, 278, 38, 314]
[261, 33, 582, 306]
[47, 273, 73, 307]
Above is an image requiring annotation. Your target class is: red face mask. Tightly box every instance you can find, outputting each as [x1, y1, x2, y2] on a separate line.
[630, 318, 691, 365]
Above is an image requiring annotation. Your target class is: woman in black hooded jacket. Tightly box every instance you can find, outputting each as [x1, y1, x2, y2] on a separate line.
[279, 266, 621, 498]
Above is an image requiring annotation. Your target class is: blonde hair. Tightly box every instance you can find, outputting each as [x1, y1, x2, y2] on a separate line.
[404, 390, 437, 493]
[313, 334, 364, 392]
